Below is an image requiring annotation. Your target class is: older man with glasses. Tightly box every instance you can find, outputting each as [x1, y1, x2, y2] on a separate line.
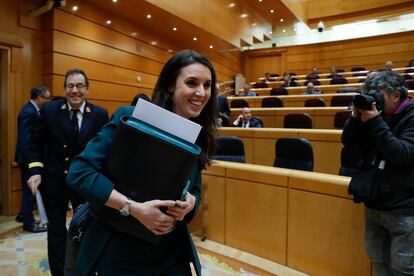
[26, 68, 109, 276]
[15, 86, 50, 233]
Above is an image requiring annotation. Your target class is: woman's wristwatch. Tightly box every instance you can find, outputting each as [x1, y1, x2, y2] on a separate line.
[119, 197, 132, 216]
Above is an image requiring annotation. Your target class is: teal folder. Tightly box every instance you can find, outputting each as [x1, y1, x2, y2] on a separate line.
[92, 115, 201, 243]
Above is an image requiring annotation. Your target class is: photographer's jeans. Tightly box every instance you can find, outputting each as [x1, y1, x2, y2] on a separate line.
[365, 207, 414, 276]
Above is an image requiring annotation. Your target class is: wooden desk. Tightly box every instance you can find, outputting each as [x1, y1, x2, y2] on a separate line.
[252, 76, 367, 87]
[228, 93, 358, 108]
[257, 66, 414, 81]
[218, 128, 342, 174]
[247, 83, 362, 96]
[229, 107, 348, 129]
[191, 161, 370, 275]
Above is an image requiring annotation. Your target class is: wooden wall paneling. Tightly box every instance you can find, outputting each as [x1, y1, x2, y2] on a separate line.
[287, 189, 370, 275]
[52, 9, 172, 64]
[244, 55, 283, 82]
[44, 53, 158, 90]
[225, 178, 288, 263]
[50, 31, 164, 75]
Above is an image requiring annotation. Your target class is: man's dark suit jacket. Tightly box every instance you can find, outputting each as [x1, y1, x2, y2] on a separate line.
[217, 95, 230, 116]
[15, 101, 39, 166]
[28, 98, 109, 198]
[235, 117, 263, 128]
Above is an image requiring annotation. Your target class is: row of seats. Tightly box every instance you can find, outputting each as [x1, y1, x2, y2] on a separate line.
[231, 94, 354, 108]
[213, 136, 362, 177]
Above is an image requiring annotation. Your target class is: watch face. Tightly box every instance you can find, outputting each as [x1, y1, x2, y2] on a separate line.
[120, 198, 131, 216]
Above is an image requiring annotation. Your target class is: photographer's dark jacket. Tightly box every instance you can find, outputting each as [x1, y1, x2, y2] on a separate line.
[342, 97, 414, 214]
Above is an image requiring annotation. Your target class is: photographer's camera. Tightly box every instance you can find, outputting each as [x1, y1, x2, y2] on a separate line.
[353, 91, 384, 112]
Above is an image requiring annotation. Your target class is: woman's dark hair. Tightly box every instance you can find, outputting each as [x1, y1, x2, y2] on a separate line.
[152, 50, 218, 168]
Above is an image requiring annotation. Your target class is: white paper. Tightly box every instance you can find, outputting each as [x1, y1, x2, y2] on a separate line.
[132, 99, 202, 143]
[35, 190, 48, 225]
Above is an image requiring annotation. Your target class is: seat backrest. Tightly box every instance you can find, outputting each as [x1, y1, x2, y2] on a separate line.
[403, 74, 413, 80]
[336, 68, 345, 73]
[218, 114, 230, 127]
[351, 66, 366, 71]
[270, 73, 279, 77]
[274, 138, 314, 171]
[213, 136, 245, 163]
[253, 82, 268, 88]
[352, 72, 367, 77]
[330, 77, 348, 85]
[339, 146, 364, 177]
[253, 116, 264, 127]
[406, 79, 414, 90]
[230, 99, 249, 108]
[283, 113, 313, 129]
[270, 87, 288, 95]
[337, 87, 359, 93]
[304, 79, 321, 86]
[304, 98, 326, 107]
[261, 97, 283, 107]
[330, 95, 354, 107]
[334, 110, 352, 129]
[405, 68, 414, 73]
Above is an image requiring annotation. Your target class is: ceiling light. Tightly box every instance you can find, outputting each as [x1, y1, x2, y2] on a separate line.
[193, 37, 197, 41]
[131, 32, 137, 36]
[270, 9, 274, 13]
[146, 14, 152, 19]
[106, 20, 112, 25]
[228, 3, 235, 8]
[252, 23, 256, 26]
[282, 29, 286, 32]
[112, 0, 117, 2]
[209, 45, 213, 49]
[150, 41, 157, 45]
[258, 0, 262, 2]
[269, 31, 273, 34]
[280, 18, 284, 22]
[167, 49, 173, 53]
[240, 13, 248, 18]
[172, 27, 177, 31]
[72, 6, 78, 11]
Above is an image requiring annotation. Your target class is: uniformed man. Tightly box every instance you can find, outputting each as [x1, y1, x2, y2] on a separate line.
[27, 68, 109, 276]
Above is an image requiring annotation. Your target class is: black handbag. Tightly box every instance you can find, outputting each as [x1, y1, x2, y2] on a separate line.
[64, 203, 94, 276]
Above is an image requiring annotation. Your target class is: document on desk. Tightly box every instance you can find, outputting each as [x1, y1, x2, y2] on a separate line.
[132, 99, 201, 143]
[35, 190, 48, 225]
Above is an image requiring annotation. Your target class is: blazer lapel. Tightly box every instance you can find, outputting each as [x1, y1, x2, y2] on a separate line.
[57, 101, 74, 140]
[78, 102, 95, 144]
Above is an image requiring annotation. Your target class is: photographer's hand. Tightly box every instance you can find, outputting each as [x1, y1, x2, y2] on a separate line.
[360, 102, 380, 122]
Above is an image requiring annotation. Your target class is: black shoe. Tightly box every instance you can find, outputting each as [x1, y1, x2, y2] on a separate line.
[15, 214, 24, 223]
[23, 223, 47, 233]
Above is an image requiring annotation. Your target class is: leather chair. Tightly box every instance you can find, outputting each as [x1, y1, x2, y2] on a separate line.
[403, 74, 413, 80]
[339, 146, 363, 177]
[337, 87, 359, 93]
[304, 80, 321, 86]
[283, 113, 313, 129]
[270, 87, 288, 95]
[406, 79, 414, 90]
[330, 77, 348, 85]
[330, 95, 354, 107]
[262, 97, 283, 108]
[273, 138, 314, 171]
[253, 82, 268, 88]
[334, 110, 352, 129]
[336, 68, 345, 73]
[213, 136, 245, 163]
[305, 98, 326, 107]
[230, 99, 249, 108]
[351, 66, 366, 71]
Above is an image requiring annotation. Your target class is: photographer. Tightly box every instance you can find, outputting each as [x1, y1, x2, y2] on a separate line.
[342, 70, 414, 275]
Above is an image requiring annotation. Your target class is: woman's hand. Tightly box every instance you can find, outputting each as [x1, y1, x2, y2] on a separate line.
[166, 192, 196, 221]
[130, 199, 176, 235]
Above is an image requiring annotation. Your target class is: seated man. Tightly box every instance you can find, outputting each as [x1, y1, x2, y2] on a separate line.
[240, 84, 258, 96]
[264, 72, 273, 82]
[217, 93, 230, 126]
[306, 66, 320, 80]
[303, 82, 321, 95]
[327, 67, 342, 79]
[233, 107, 263, 128]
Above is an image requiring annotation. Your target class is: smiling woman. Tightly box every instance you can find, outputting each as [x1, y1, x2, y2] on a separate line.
[66, 50, 218, 276]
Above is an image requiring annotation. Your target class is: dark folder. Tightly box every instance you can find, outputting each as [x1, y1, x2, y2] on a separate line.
[92, 115, 201, 243]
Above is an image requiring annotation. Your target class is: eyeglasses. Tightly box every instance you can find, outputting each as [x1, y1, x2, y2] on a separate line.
[41, 95, 51, 100]
[66, 83, 87, 90]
